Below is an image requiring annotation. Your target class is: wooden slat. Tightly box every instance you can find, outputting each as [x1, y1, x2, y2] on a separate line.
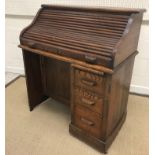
[39, 14, 127, 31]
[24, 35, 112, 57]
[44, 12, 129, 22]
[31, 23, 121, 40]
[25, 31, 115, 51]
[28, 25, 119, 45]
[21, 7, 131, 65]
[40, 13, 128, 25]
[42, 9, 131, 19]
[41, 5, 146, 13]
[23, 35, 113, 58]
[39, 14, 127, 29]
[37, 20, 124, 36]
[38, 18, 125, 33]
[35, 22, 122, 39]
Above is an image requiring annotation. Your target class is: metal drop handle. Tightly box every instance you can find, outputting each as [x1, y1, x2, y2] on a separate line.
[81, 98, 95, 106]
[81, 117, 94, 126]
[81, 79, 96, 86]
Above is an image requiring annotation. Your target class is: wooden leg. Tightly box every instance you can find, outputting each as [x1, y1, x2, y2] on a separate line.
[22, 50, 48, 111]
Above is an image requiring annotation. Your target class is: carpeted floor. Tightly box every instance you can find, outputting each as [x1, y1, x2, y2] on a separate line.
[5, 77, 149, 155]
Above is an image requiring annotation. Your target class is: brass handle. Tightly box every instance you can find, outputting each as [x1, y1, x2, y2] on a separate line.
[81, 98, 95, 106]
[81, 118, 94, 126]
[85, 55, 97, 64]
[81, 79, 96, 86]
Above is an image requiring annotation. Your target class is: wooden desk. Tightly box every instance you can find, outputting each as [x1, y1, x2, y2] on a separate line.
[19, 5, 145, 153]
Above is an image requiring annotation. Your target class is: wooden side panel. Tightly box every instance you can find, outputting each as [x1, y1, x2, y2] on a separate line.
[114, 13, 143, 67]
[41, 57, 71, 105]
[106, 54, 135, 137]
[22, 50, 48, 111]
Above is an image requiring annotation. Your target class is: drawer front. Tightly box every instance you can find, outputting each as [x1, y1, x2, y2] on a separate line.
[74, 87, 104, 115]
[74, 69, 104, 94]
[74, 104, 102, 138]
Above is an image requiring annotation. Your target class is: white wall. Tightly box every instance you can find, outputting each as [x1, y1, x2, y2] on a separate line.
[5, 0, 149, 95]
[5, 16, 32, 74]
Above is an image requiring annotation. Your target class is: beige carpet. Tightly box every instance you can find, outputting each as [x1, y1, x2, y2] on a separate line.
[6, 77, 148, 155]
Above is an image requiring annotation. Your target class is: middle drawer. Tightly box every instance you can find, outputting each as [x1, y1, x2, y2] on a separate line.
[74, 87, 104, 115]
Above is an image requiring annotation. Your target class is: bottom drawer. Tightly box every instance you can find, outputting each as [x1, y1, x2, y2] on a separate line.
[74, 104, 102, 138]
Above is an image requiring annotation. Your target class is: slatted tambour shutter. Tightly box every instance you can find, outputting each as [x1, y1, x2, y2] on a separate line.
[21, 7, 134, 68]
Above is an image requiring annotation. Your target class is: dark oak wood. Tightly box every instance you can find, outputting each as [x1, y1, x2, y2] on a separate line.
[20, 5, 144, 69]
[74, 104, 102, 138]
[19, 45, 113, 74]
[22, 50, 48, 111]
[19, 5, 145, 153]
[40, 57, 70, 105]
[73, 67, 105, 95]
[73, 86, 104, 115]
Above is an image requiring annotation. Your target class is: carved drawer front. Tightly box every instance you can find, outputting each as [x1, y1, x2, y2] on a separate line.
[74, 104, 102, 138]
[74, 87, 104, 115]
[74, 68, 104, 94]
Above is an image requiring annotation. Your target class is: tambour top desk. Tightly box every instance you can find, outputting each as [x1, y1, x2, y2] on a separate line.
[19, 5, 145, 153]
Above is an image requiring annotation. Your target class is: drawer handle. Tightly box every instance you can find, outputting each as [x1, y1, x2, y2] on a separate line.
[81, 79, 96, 86]
[81, 118, 94, 126]
[85, 55, 96, 64]
[28, 42, 36, 48]
[81, 98, 95, 106]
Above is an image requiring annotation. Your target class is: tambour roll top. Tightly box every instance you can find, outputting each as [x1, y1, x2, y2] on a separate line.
[20, 5, 145, 69]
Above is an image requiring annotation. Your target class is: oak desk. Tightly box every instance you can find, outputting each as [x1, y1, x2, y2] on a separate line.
[19, 5, 145, 153]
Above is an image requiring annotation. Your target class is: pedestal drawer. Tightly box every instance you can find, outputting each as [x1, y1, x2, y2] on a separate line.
[74, 68, 104, 94]
[74, 104, 102, 138]
[74, 87, 104, 115]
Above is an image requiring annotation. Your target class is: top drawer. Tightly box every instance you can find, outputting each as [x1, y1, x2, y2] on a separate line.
[73, 66, 105, 94]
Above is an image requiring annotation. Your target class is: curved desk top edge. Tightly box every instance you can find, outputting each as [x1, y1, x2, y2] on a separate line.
[19, 45, 114, 74]
[41, 4, 146, 13]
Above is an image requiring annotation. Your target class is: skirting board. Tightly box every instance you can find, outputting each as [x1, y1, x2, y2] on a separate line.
[130, 85, 149, 96]
[5, 66, 24, 75]
[5, 66, 149, 96]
